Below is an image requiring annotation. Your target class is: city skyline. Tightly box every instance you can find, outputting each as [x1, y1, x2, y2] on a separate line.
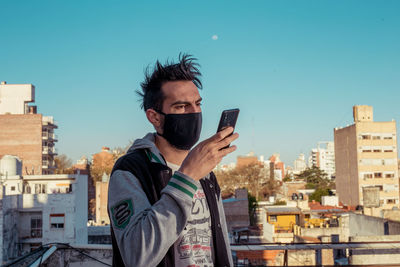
[1, 1, 399, 165]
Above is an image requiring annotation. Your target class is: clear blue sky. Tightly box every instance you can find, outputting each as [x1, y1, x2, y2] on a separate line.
[1, 0, 399, 165]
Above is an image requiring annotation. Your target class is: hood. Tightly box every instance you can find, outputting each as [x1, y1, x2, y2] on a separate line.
[127, 133, 166, 165]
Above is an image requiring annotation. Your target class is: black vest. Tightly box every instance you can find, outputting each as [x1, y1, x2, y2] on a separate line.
[109, 149, 231, 267]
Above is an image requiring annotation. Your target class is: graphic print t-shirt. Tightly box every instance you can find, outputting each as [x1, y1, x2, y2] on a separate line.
[167, 162, 214, 267]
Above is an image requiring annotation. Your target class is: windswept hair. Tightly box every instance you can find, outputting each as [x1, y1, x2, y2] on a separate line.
[137, 53, 202, 111]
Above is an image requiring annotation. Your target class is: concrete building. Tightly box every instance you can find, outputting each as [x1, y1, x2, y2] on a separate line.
[293, 153, 307, 175]
[334, 105, 399, 213]
[310, 141, 336, 179]
[0, 162, 88, 264]
[95, 173, 110, 225]
[0, 81, 58, 175]
[236, 152, 259, 169]
[269, 154, 285, 179]
[222, 189, 250, 232]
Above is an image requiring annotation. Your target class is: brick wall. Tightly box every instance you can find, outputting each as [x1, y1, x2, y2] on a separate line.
[0, 114, 42, 175]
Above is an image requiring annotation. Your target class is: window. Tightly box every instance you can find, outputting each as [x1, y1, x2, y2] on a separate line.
[376, 185, 383, 191]
[24, 185, 31, 194]
[363, 173, 373, 179]
[383, 136, 393, 140]
[11, 186, 15, 191]
[31, 218, 42, 238]
[362, 135, 371, 140]
[374, 172, 382, 178]
[269, 215, 277, 222]
[372, 136, 381, 140]
[50, 214, 65, 229]
[387, 199, 396, 204]
[385, 173, 395, 178]
[373, 149, 381, 153]
[384, 159, 396, 165]
[35, 184, 47, 194]
[362, 149, 372, 153]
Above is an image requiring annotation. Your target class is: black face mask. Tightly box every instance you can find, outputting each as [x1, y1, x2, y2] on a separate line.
[156, 111, 202, 150]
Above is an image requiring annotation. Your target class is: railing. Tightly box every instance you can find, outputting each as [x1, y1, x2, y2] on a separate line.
[42, 147, 58, 154]
[230, 241, 400, 266]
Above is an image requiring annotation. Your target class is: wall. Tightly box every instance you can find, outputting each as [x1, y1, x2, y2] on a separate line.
[349, 235, 400, 265]
[263, 222, 274, 242]
[0, 190, 20, 264]
[0, 83, 34, 115]
[74, 173, 88, 244]
[95, 181, 109, 225]
[334, 124, 359, 206]
[0, 114, 43, 175]
[222, 193, 249, 232]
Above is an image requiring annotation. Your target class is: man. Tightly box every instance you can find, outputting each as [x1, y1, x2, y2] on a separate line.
[108, 54, 238, 267]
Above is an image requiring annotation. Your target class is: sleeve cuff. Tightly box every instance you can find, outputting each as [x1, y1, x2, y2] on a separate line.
[166, 171, 198, 198]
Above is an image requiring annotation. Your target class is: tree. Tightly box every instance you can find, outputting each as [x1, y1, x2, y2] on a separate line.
[248, 193, 258, 226]
[54, 154, 74, 174]
[296, 166, 335, 202]
[309, 188, 331, 203]
[215, 162, 280, 201]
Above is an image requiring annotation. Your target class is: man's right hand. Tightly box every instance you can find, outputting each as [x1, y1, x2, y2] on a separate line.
[178, 127, 239, 180]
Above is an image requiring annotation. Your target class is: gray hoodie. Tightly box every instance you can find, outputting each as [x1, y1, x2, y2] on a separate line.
[108, 133, 233, 267]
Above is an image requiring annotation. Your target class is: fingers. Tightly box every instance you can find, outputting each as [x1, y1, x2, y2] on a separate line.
[210, 127, 235, 142]
[218, 145, 237, 158]
[217, 132, 239, 150]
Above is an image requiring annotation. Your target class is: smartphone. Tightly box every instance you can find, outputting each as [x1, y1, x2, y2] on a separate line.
[217, 108, 240, 149]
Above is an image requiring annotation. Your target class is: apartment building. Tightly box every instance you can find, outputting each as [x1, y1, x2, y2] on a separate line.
[334, 105, 399, 212]
[293, 153, 307, 175]
[0, 155, 88, 263]
[0, 81, 57, 175]
[309, 141, 336, 179]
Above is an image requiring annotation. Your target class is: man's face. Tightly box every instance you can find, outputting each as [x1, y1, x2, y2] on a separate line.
[160, 81, 202, 114]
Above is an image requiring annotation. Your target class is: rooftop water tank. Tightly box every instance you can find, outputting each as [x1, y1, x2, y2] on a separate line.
[0, 155, 22, 177]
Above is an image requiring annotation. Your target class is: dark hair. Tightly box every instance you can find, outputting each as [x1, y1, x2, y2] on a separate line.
[137, 53, 202, 111]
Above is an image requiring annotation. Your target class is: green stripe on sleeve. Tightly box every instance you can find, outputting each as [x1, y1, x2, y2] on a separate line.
[168, 182, 194, 198]
[172, 173, 197, 191]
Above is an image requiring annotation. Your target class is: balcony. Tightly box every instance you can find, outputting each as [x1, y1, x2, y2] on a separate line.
[42, 116, 58, 128]
[42, 147, 58, 155]
[42, 160, 54, 169]
[42, 132, 58, 142]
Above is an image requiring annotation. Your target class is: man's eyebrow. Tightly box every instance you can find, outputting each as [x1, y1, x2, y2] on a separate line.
[170, 98, 202, 106]
[170, 100, 190, 106]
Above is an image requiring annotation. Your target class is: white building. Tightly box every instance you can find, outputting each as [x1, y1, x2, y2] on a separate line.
[0, 157, 88, 264]
[310, 141, 336, 179]
[0, 81, 35, 115]
[293, 153, 307, 175]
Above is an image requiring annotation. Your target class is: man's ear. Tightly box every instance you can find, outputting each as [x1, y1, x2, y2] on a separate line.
[146, 109, 162, 128]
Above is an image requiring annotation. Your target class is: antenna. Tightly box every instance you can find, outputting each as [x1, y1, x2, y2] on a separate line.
[251, 116, 255, 152]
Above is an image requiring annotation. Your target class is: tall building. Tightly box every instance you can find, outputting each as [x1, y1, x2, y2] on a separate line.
[293, 153, 307, 175]
[269, 153, 285, 179]
[310, 141, 336, 179]
[334, 105, 399, 212]
[0, 81, 58, 175]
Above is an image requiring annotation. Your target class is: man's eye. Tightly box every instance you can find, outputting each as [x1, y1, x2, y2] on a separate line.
[196, 103, 202, 106]
[176, 105, 185, 109]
